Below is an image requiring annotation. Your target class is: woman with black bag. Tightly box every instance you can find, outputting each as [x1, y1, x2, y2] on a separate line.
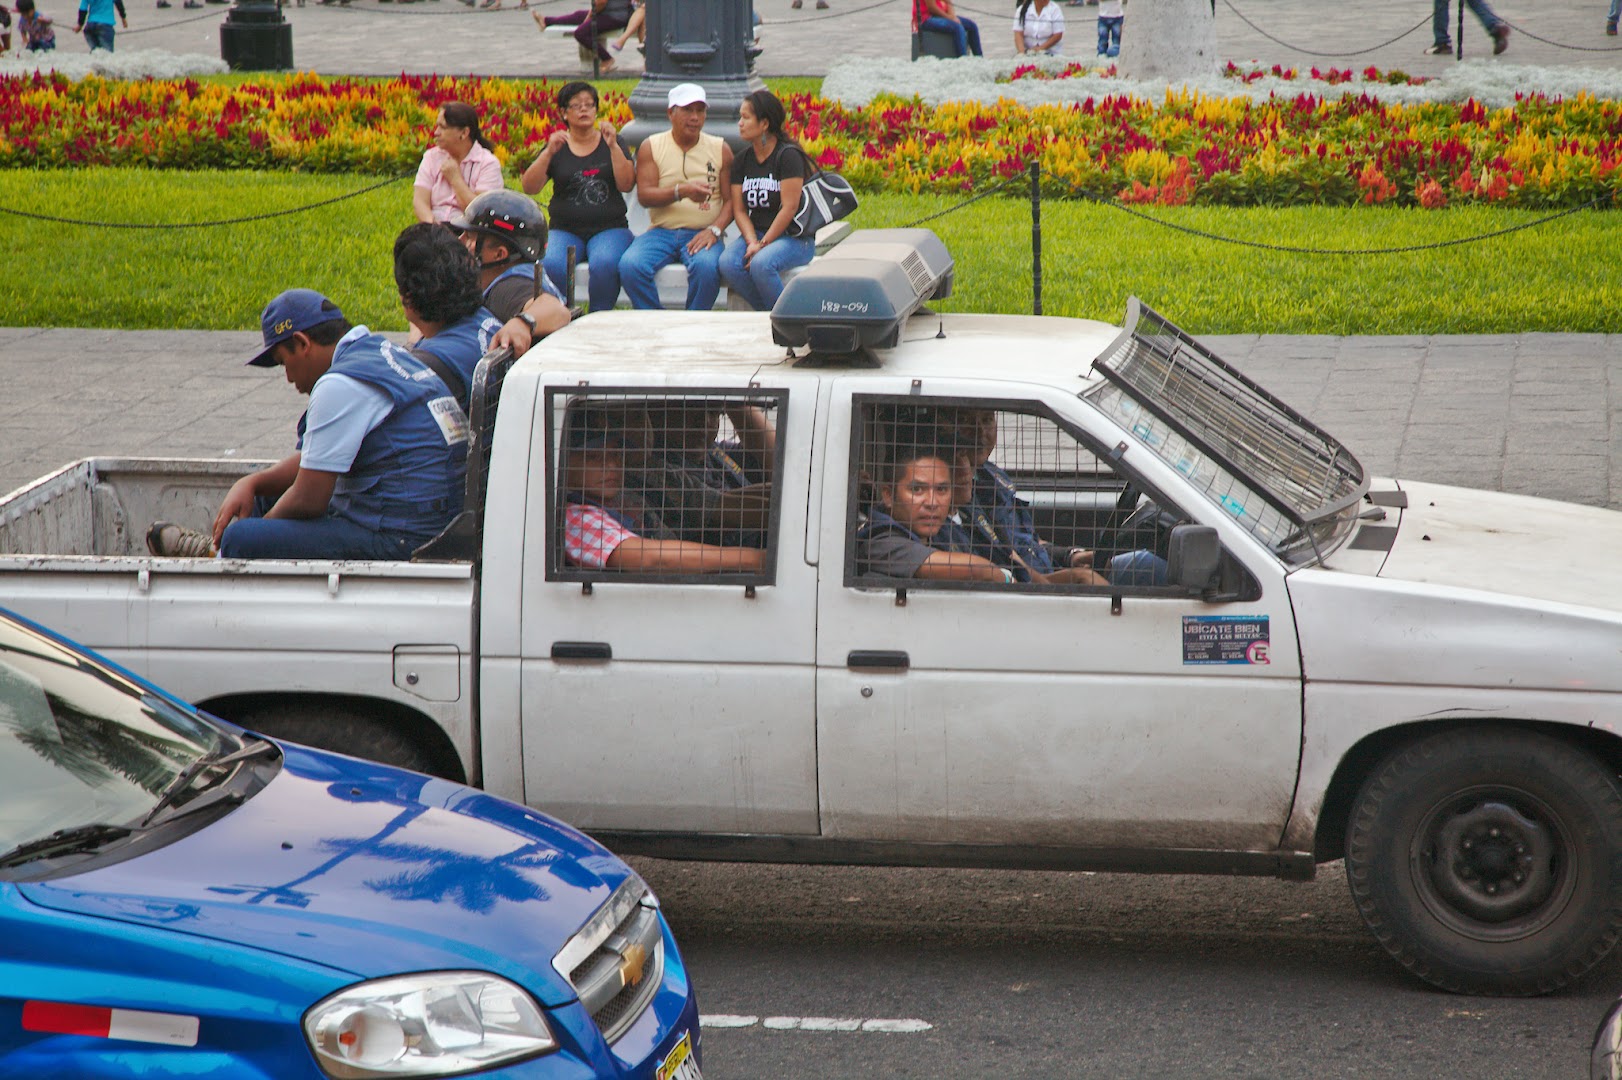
[719, 90, 817, 312]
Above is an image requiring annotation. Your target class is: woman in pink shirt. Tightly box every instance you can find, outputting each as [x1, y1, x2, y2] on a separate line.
[412, 102, 504, 225]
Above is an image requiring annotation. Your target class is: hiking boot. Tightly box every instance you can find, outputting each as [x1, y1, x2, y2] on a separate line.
[1608, 21, 1617, 35]
[790, 0, 801, 7]
[1491, 23, 1509, 53]
[815, 0, 828, 7]
[146, 521, 216, 559]
[1423, 42, 1451, 54]
[156, 1, 171, 8]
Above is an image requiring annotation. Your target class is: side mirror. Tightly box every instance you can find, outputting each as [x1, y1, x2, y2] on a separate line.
[1166, 524, 1220, 593]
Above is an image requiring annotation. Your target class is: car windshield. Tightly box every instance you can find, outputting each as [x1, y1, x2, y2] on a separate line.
[1084, 299, 1368, 567]
[0, 616, 222, 854]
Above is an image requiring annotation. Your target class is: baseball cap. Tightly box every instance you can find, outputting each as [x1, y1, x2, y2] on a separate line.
[246, 288, 344, 367]
[667, 83, 706, 109]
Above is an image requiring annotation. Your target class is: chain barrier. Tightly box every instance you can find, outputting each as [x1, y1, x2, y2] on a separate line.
[314, 0, 573, 17]
[900, 176, 1020, 227]
[1497, 18, 1622, 53]
[1063, 183, 1607, 255]
[770, 0, 903, 26]
[121, 5, 229, 35]
[1219, 0, 1429, 58]
[0, 172, 409, 229]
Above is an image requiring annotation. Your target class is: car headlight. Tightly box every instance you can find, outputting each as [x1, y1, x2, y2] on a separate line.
[304, 971, 557, 1078]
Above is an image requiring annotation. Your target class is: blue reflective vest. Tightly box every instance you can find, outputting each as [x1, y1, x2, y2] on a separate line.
[962, 461, 1054, 579]
[414, 307, 504, 409]
[856, 507, 975, 576]
[316, 331, 469, 542]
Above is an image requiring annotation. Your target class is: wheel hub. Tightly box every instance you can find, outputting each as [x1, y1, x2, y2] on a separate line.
[1428, 799, 1555, 923]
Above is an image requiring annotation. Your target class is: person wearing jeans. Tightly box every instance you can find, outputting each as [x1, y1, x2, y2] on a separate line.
[1428, 0, 1509, 54]
[915, 0, 981, 56]
[619, 83, 734, 311]
[720, 89, 817, 312]
[75, 0, 124, 51]
[1608, 0, 1618, 35]
[522, 81, 637, 312]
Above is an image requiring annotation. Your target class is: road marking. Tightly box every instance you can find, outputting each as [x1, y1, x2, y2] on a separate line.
[702, 1015, 932, 1034]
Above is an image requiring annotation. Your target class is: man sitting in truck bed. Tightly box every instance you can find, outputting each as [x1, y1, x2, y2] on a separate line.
[394, 222, 503, 411]
[561, 414, 766, 575]
[145, 289, 469, 561]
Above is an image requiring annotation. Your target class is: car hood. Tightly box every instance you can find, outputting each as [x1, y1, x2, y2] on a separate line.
[1374, 480, 1622, 615]
[18, 745, 630, 1006]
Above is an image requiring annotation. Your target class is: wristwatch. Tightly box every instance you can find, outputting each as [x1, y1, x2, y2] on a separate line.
[706, 224, 723, 239]
[516, 312, 537, 334]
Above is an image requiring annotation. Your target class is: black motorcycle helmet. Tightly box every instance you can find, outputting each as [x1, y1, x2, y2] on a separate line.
[450, 190, 548, 267]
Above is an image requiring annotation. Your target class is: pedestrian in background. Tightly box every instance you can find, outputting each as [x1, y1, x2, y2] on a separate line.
[15, 0, 55, 50]
[1096, 0, 1122, 57]
[913, 0, 981, 56]
[1013, 0, 1064, 55]
[1607, 0, 1618, 36]
[1426, 0, 1509, 54]
[74, 0, 123, 52]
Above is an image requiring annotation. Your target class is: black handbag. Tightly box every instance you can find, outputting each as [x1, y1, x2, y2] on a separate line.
[786, 145, 858, 240]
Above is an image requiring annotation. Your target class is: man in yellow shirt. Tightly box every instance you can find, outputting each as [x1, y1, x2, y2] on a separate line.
[618, 83, 736, 310]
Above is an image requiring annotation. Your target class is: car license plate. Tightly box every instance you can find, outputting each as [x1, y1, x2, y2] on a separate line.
[657, 1031, 702, 1080]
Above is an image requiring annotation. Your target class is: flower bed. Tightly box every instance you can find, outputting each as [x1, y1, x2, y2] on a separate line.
[3, 70, 1620, 208]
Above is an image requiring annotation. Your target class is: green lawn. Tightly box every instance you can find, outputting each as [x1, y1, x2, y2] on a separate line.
[2, 168, 1615, 334]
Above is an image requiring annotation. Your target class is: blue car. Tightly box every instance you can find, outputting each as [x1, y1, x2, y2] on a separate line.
[0, 609, 703, 1079]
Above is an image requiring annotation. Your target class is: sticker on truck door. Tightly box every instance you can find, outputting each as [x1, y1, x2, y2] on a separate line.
[1182, 615, 1270, 665]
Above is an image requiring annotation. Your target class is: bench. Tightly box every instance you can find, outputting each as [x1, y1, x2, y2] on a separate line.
[560, 189, 853, 311]
[912, 27, 962, 59]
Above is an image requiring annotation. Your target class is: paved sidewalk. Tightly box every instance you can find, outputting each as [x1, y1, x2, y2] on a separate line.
[4, 327, 1618, 512]
[88, 0, 1622, 80]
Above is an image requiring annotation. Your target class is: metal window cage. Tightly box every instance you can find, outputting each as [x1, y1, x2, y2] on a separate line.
[1086, 299, 1366, 563]
[847, 396, 1181, 591]
[544, 388, 786, 584]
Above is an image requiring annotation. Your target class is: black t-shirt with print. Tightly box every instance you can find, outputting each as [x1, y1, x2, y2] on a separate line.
[730, 140, 811, 236]
[547, 134, 631, 240]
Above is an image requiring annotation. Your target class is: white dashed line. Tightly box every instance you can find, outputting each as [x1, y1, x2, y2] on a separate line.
[702, 1015, 933, 1033]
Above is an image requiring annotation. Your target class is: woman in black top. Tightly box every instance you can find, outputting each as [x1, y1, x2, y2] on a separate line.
[719, 90, 816, 312]
[521, 81, 636, 313]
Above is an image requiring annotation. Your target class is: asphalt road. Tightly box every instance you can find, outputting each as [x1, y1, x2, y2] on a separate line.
[631, 857, 1616, 1079]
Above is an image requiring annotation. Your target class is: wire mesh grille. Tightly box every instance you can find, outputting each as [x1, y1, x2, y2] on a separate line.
[547, 390, 783, 582]
[1086, 302, 1366, 562]
[847, 397, 1177, 590]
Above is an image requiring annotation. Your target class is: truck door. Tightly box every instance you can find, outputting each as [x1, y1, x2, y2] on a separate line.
[518, 382, 819, 835]
[813, 381, 1303, 852]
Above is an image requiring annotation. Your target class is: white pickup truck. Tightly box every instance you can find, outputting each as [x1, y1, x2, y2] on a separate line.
[6, 230, 1622, 996]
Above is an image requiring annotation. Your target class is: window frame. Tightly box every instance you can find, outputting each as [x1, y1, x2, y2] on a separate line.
[544, 385, 790, 588]
[841, 392, 1199, 596]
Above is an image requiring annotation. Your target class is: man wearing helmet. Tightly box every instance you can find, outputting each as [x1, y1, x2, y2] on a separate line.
[449, 190, 571, 354]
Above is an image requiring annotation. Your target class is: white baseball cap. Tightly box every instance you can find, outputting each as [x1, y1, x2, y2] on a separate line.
[667, 83, 707, 108]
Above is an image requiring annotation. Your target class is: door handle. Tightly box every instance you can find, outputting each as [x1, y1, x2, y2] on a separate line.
[552, 641, 611, 660]
[847, 650, 909, 670]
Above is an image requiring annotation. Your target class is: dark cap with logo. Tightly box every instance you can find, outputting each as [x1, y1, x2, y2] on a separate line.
[246, 289, 344, 367]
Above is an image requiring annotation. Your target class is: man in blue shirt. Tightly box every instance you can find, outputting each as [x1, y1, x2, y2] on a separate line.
[145, 290, 470, 561]
[393, 223, 504, 411]
[74, 0, 125, 51]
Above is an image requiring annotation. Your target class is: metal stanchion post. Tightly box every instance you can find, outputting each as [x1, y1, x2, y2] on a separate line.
[1030, 162, 1043, 316]
[1456, 2, 1463, 59]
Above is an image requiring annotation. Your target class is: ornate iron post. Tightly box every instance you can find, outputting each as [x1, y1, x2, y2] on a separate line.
[621, 0, 765, 151]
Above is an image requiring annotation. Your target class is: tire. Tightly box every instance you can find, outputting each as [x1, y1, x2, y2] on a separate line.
[236, 701, 440, 777]
[1346, 726, 1622, 995]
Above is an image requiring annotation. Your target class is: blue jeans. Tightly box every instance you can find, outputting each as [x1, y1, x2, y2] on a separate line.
[618, 227, 724, 311]
[1108, 550, 1169, 587]
[1609, 0, 1618, 24]
[719, 234, 815, 312]
[544, 227, 634, 312]
[1432, 0, 1502, 44]
[1097, 15, 1122, 57]
[920, 15, 980, 56]
[82, 21, 114, 50]
[220, 499, 416, 561]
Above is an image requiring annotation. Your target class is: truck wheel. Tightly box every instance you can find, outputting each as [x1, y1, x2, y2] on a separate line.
[1345, 727, 1622, 995]
[237, 702, 439, 777]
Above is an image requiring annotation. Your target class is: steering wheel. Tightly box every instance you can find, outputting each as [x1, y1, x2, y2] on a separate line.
[1093, 486, 1181, 570]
